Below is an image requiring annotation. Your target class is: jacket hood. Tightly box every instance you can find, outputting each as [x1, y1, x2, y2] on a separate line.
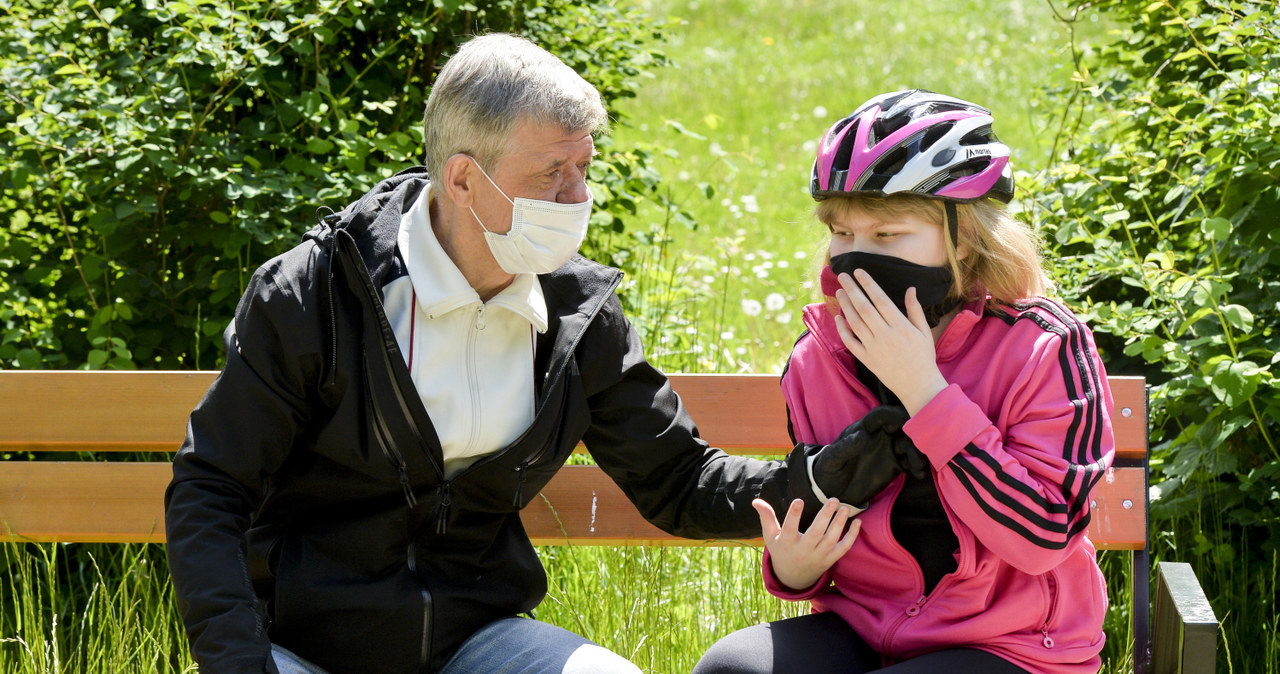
[305, 166, 430, 288]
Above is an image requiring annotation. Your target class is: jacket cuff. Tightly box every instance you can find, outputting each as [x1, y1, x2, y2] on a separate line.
[761, 547, 832, 600]
[903, 383, 992, 467]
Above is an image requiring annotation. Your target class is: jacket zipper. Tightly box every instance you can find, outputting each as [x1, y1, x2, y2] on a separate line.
[434, 482, 451, 535]
[1040, 570, 1060, 648]
[366, 349, 421, 509]
[407, 541, 432, 668]
[880, 594, 928, 654]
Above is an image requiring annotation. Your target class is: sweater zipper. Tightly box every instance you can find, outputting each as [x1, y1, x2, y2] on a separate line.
[463, 305, 487, 458]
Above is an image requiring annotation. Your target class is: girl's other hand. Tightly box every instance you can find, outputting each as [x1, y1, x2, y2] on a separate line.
[753, 497, 860, 591]
[834, 269, 948, 415]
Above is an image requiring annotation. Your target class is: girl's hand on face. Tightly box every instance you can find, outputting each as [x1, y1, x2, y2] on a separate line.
[753, 497, 860, 592]
[834, 269, 949, 415]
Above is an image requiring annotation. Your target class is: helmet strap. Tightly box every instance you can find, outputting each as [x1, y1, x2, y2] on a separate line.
[944, 201, 959, 253]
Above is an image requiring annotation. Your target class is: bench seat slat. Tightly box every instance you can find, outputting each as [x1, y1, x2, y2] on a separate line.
[0, 462, 1147, 549]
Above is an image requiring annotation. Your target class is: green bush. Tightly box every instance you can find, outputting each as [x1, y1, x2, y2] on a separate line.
[0, 0, 682, 370]
[1030, 0, 1279, 668]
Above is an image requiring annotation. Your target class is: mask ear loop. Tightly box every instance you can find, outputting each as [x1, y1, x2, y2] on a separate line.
[944, 201, 959, 254]
[941, 200, 966, 313]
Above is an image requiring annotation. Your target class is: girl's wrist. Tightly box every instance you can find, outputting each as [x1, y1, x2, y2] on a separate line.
[899, 375, 948, 417]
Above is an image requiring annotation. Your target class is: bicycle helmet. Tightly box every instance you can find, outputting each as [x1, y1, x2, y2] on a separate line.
[810, 89, 1014, 203]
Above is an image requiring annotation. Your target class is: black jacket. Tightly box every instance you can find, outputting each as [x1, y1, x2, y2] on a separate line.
[164, 168, 811, 673]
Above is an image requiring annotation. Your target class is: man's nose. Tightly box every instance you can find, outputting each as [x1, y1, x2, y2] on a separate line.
[557, 174, 591, 204]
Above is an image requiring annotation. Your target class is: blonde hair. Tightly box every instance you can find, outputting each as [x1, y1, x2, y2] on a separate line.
[814, 194, 1049, 307]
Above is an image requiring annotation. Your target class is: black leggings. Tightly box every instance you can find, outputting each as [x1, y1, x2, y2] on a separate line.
[691, 612, 1030, 674]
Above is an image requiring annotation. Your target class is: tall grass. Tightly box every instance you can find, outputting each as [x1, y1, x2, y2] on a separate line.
[1, 543, 194, 674]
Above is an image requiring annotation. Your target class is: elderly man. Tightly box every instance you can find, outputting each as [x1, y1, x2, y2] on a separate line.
[165, 33, 842, 674]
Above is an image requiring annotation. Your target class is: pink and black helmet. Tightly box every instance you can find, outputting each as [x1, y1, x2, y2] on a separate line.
[810, 90, 1014, 204]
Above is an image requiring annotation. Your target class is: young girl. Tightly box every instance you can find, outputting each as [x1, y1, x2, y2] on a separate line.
[694, 90, 1115, 674]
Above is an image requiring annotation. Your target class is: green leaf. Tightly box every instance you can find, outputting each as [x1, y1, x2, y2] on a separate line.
[1220, 304, 1254, 332]
[54, 63, 82, 75]
[1102, 209, 1130, 225]
[306, 137, 335, 154]
[1208, 360, 1261, 408]
[87, 349, 109, 369]
[16, 349, 42, 370]
[1200, 217, 1232, 239]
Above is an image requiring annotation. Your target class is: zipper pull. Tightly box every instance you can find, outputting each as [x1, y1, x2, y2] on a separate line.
[398, 465, 418, 508]
[1041, 625, 1055, 649]
[475, 305, 487, 330]
[435, 482, 452, 534]
[513, 463, 529, 507]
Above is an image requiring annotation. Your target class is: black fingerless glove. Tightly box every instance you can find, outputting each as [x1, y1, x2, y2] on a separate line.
[807, 405, 929, 508]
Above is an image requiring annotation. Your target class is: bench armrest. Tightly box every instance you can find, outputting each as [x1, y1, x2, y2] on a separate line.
[1151, 561, 1217, 674]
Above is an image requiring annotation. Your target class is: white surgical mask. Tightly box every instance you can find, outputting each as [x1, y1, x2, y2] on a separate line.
[468, 159, 592, 275]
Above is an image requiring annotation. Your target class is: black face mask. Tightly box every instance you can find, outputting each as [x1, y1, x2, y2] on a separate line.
[823, 251, 961, 327]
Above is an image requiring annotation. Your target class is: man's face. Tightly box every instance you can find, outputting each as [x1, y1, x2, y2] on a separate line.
[470, 119, 595, 235]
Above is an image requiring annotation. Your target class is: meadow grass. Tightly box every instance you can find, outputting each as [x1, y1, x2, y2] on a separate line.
[611, 0, 1109, 374]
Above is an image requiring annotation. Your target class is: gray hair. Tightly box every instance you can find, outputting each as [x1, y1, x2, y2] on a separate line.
[422, 33, 608, 180]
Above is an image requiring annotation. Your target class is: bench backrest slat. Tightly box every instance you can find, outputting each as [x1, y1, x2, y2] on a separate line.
[0, 372, 1148, 460]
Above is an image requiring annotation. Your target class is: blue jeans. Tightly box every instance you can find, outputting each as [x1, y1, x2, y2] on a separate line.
[271, 616, 641, 674]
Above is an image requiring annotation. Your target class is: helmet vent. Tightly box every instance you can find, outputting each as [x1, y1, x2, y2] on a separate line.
[960, 125, 995, 146]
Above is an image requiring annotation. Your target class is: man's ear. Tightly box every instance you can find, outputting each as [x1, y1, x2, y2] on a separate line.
[440, 154, 476, 208]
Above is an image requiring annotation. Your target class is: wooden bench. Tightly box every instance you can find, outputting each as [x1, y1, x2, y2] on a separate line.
[0, 371, 1215, 673]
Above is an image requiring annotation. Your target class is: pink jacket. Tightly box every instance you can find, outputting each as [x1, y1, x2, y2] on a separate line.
[765, 298, 1115, 673]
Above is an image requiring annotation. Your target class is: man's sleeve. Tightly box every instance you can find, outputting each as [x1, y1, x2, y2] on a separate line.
[164, 252, 325, 673]
[579, 295, 814, 540]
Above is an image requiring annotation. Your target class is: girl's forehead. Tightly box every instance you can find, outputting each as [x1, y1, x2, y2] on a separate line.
[817, 196, 942, 229]
[823, 208, 939, 232]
